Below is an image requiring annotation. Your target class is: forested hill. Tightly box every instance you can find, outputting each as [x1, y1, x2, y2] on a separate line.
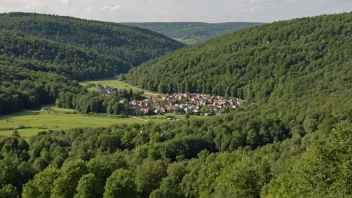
[123, 22, 264, 44]
[0, 30, 131, 80]
[0, 12, 184, 66]
[125, 12, 352, 118]
[0, 29, 121, 114]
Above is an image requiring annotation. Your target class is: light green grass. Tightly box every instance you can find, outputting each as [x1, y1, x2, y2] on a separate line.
[80, 77, 162, 97]
[0, 108, 208, 137]
[0, 108, 142, 137]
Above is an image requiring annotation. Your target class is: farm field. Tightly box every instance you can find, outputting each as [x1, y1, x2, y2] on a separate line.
[80, 77, 161, 97]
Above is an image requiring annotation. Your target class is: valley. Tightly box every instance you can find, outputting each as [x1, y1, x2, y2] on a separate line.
[1, 11, 352, 198]
[123, 22, 264, 45]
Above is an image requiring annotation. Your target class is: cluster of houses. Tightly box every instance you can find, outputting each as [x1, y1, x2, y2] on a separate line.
[128, 92, 249, 116]
[97, 84, 119, 95]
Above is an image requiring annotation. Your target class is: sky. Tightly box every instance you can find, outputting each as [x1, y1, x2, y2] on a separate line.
[0, 0, 351, 23]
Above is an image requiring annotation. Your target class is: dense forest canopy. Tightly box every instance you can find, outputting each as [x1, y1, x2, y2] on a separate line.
[125, 12, 352, 125]
[1, 111, 352, 197]
[0, 12, 185, 66]
[0, 29, 136, 115]
[123, 22, 264, 45]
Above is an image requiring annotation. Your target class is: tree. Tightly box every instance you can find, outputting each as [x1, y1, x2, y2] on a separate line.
[103, 169, 137, 198]
[0, 184, 19, 198]
[185, 113, 190, 120]
[22, 168, 60, 198]
[75, 174, 102, 198]
[55, 98, 62, 108]
[118, 74, 126, 81]
[51, 160, 88, 198]
[265, 122, 352, 197]
[136, 159, 167, 197]
[12, 128, 20, 139]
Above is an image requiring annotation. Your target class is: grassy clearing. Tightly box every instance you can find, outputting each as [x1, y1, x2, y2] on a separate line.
[0, 108, 141, 137]
[80, 77, 161, 97]
[0, 108, 208, 137]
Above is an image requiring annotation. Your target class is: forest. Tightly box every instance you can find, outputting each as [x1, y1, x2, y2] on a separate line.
[0, 12, 184, 66]
[123, 22, 264, 45]
[1, 11, 352, 197]
[1, 109, 352, 197]
[0, 28, 136, 115]
[125, 12, 352, 129]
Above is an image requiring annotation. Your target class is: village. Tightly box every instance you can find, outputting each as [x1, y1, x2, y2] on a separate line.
[95, 84, 249, 116]
[129, 93, 249, 116]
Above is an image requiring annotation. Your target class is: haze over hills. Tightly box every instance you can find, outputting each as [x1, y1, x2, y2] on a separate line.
[123, 22, 264, 45]
[0, 12, 184, 66]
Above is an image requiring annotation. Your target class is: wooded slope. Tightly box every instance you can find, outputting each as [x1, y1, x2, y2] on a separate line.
[0, 12, 185, 66]
[126, 12, 352, 120]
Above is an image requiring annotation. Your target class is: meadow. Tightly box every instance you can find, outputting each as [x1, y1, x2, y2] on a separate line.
[80, 77, 160, 97]
[0, 107, 145, 137]
[0, 107, 207, 137]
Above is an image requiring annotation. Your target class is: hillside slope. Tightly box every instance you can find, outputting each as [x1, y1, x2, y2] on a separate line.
[0, 12, 184, 66]
[123, 22, 264, 44]
[0, 29, 130, 114]
[0, 30, 130, 80]
[126, 12, 352, 119]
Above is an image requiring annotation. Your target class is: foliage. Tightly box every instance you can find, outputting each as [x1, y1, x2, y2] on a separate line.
[125, 13, 352, 130]
[1, 11, 352, 198]
[0, 12, 184, 66]
[104, 169, 137, 198]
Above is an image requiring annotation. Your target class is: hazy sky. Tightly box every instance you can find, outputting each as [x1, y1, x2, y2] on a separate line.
[0, 0, 351, 23]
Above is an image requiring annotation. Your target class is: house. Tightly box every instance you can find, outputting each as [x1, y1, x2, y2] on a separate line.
[130, 105, 142, 116]
[173, 106, 184, 114]
[159, 107, 166, 114]
[165, 105, 173, 112]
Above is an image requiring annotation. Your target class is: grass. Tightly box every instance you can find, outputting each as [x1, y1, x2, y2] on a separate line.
[0, 108, 141, 137]
[80, 77, 162, 97]
[0, 107, 208, 137]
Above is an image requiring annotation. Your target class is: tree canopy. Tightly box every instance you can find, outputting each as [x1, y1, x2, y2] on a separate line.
[0, 12, 184, 66]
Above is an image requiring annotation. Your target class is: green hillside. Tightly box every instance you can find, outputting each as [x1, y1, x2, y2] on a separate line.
[0, 13, 184, 115]
[2, 12, 352, 198]
[123, 22, 264, 44]
[0, 12, 185, 66]
[0, 30, 131, 80]
[126, 12, 352, 121]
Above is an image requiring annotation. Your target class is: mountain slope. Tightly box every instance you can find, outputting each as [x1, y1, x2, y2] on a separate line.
[125, 12, 352, 119]
[0, 29, 130, 114]
[0, 30, 130, 80]
[123, 22, 264, 44]
[0, 12, 185, 66]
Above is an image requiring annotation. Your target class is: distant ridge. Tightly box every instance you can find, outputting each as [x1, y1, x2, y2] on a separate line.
[123, 22, 264, 44]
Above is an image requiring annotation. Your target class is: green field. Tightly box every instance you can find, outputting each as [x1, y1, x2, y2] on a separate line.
[0, 107, 208, 137]
[0, 108, 144, 137]
[80, 77, 161, 97]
